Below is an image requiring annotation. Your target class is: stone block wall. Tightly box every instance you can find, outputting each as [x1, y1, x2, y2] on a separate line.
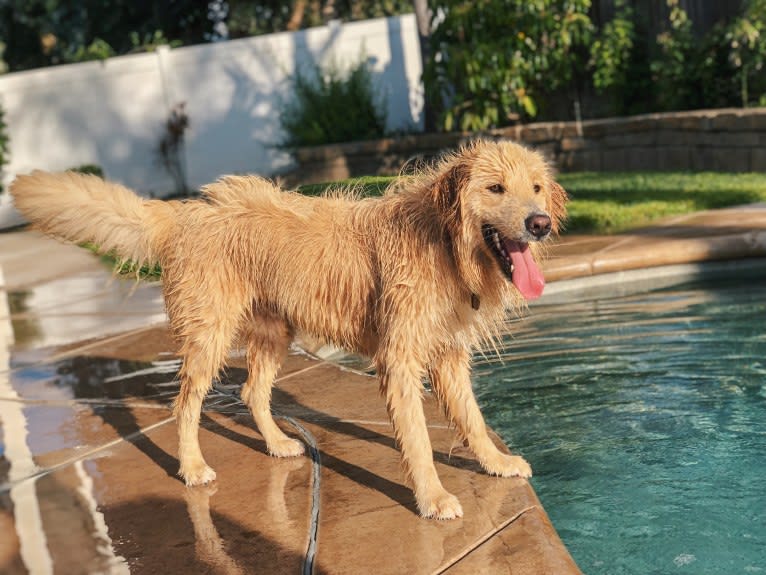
[286, 108, 766, 185]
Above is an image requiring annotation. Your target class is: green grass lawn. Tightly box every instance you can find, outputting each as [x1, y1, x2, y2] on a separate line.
[558, 172, 766, 234]
[300, 172, 766, 235]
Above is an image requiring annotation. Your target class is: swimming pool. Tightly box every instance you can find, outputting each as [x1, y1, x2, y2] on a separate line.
[475, 278, 766, 574]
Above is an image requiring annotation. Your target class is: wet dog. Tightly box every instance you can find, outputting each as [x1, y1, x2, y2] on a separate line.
[11, 140, 567, 519]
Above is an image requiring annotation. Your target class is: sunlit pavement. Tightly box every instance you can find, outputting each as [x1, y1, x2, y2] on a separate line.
[1, 203, 765, 574]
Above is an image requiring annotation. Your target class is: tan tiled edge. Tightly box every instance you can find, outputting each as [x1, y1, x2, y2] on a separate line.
[544, 205, 766, 282]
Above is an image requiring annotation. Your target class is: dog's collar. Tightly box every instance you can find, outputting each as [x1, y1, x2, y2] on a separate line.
[471, 293, 480, 310]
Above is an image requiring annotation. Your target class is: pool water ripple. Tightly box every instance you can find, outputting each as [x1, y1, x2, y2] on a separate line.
[477, 280, 766, 574]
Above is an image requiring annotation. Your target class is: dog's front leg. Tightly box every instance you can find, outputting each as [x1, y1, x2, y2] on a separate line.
[377, 352, 463, 520]
[429, 346, 531, 479]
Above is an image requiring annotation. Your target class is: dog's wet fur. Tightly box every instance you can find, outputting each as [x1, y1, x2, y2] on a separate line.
[11, 140, 567, 519]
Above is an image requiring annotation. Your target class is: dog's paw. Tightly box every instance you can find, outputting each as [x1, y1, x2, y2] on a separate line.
[267, 437, 305, 458]
[180, 463, 217, 486]
[483, 453, 532, 479]
[420, 491, 464, 520]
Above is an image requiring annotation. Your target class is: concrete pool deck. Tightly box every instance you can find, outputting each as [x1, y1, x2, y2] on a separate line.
[1, 202, 765, 574]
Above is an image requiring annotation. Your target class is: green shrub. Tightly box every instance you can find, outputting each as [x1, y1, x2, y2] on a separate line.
[279, 57, 387, 148]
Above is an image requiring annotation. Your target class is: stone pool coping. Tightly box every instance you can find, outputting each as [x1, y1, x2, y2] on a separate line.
[1, 202, 764, 574]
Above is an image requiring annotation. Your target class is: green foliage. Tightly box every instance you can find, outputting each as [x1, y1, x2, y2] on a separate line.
[128, 30, 182, 54]
[298, 176, 391, 197]
[279, 58, 387, 148]
[107, 257, 163, 280]
[724, 0, 766, 107]
[425, 0, 593, 131]
[0, 102, 9, 194]
[83, 242, 162, 281]
[424, 0, 766, 123]
[645, 0, 766, 112]
[225, 0, 413, 38]
[68, 164, 104, 177]
[590, 0, 634, 93]
[68, 38, 115, 62]
[0, 1, 213, 71]
[650, 0, 697, 111]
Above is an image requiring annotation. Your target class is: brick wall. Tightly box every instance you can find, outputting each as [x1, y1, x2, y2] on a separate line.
[287, 108, 766, 185]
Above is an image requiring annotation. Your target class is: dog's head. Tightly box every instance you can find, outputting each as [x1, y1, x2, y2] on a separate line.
[431, 140, 568, 301]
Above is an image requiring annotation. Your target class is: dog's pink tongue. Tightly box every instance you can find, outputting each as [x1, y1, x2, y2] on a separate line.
[506, 241, 545, 300]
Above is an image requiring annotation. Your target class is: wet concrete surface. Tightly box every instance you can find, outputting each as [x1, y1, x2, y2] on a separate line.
[2, 204, 765, 574]
[0, 322, 577, 574]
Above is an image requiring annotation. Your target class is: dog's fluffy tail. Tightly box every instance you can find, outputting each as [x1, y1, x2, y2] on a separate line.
[10, 170, 169, 266]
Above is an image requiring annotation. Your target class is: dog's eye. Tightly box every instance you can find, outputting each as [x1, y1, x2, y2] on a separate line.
[488, 184, 505, 194]
[533, 184, 541, 194]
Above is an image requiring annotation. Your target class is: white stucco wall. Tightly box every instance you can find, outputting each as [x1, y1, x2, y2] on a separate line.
[0, 14, 423, 197]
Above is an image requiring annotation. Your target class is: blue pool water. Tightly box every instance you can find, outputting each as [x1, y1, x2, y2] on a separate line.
[475, 279, 766, 574]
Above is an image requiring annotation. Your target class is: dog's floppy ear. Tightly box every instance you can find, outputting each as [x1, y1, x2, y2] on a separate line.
[431, 162, 470, 230]
[549, 181, 569, 234]
[432, 161, 484, 293]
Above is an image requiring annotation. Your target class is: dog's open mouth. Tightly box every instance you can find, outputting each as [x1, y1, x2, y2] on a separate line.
[482, 224, 545, 300]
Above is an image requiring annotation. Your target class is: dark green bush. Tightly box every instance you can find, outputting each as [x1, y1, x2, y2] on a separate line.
[279, 57, 387, 147]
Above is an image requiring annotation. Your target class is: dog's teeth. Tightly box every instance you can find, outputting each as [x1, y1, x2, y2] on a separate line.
[510, 264, 515, 272]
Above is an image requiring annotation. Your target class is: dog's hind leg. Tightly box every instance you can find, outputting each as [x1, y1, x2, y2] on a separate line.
[175, 345, 227, 486]
[429, 347, 531, 479]
[377, 344, 463, 520]
[240, 311, 304, 458]
[172, 297, 246, 486]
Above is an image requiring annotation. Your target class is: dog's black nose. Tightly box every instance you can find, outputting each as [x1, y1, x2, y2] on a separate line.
[525, 214, 552, 239]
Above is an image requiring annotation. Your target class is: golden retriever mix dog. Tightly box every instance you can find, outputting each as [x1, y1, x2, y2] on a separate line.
[11, 140, 567, 519]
